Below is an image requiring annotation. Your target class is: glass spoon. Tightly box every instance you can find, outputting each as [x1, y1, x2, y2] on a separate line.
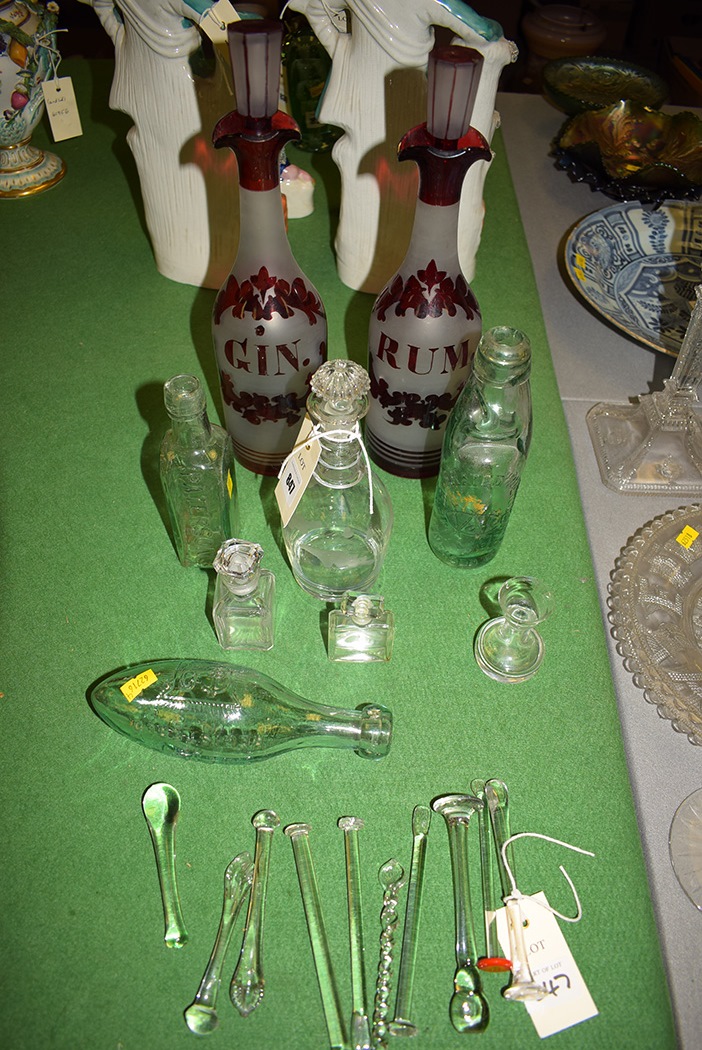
[141, 782, 188, 949]
[184, 851, 254, 1034]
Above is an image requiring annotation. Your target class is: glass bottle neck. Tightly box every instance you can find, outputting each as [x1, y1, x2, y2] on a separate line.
[314, 429, 366, 488]
[168, 411, 212, 446]
[236, 186, 294, 268]
[404, 199, 461, 269]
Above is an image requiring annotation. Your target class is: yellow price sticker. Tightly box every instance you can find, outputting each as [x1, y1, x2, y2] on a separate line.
[676, 525, 699, 549]
[227, 470, 233, 499]
[120, 669, 158, 702]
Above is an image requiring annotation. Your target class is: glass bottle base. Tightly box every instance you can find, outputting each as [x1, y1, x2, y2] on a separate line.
[288, 527, 382, 602]
[427, 540, 498, 569]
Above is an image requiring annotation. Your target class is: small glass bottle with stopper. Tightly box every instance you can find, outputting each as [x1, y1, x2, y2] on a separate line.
[159, 374, 236, 568]
[213, 539, 275, 651]
[280, 359, 393, 602]
[328, 593, 395, 663]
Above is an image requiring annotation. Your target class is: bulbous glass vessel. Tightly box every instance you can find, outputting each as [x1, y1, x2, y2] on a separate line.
[89, 659, 393, 763]
[282, 360, 394, 601]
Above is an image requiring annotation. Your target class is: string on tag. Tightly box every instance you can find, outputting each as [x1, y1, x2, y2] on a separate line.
[501, 832, 595, 923]
[35, 30, 65, 83]
[277, 422, 375, 513]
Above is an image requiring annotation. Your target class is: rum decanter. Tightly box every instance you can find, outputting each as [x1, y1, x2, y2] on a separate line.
[159, 374, 236, 568]
[212, 19, 327, 475]
[281, 360, 393, 602]
[428, 325, 532, 567]
[89, 659, 393, 763]
[365, 44, 492, 478]
[213, 539, 276, 651]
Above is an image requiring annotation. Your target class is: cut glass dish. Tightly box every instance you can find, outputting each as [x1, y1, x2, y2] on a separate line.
[669, 787, 702, 910]
[609, 504, 702, 745]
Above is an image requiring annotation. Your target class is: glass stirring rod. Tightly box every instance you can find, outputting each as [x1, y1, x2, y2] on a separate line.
[286, 823, 349, 1050]
[339, 817, 371, 1050]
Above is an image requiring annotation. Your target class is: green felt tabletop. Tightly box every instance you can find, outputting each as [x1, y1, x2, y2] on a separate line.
[0, 59, 675, 1050]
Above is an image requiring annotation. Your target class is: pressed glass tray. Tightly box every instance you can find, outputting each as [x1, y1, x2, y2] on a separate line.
[609, 504, 702, 745]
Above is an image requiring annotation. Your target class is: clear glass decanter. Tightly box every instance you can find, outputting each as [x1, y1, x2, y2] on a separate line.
[428, 326, 532, 568]
[89, 659, 393, 763]
[159, 374, 236, 568]
[212, 19, 327, 476]
[213, 539, 275, 651]
[328, 593, 395, 663]
[282, 360, 394, 601]
[365, 44, 492, 478]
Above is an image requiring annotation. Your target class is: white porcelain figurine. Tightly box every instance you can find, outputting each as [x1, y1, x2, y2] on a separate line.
[83, 0, 239, 288]
[286, 0, 516, 292]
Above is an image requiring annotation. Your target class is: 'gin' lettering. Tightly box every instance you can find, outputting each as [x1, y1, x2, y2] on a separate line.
[224, 337, 308, 375]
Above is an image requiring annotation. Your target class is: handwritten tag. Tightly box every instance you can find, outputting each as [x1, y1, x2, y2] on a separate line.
[275, 416, 319, 526]
[41, 77, 82, 141]
[199, 0, 239, 44]
[120, 669, 158, 703]
[495, 891, 598, 1038]
[676, 525, 699, 549]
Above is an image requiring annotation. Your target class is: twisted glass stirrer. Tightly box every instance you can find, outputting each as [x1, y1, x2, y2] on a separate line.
[229, 809, 280, 1015]
[339, 817, 371, 1050]
[141, 783, 188, 949]
[372, 859, 405, 1049]
[286, 823, 349, 1050]
[388, 804, 432, 1037]
[432, 795, 489, 1034]
[184, 852, 254, 1034]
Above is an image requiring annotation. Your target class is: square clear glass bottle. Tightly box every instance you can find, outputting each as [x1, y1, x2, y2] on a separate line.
[327, 593, 394, 663]
[213, 540, 275, 651]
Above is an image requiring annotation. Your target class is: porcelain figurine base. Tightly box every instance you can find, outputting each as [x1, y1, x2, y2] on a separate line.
[0, 139, 65, 198]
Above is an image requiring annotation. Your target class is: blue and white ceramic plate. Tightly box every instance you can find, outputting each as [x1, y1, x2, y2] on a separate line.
[564, 201, 702, 356]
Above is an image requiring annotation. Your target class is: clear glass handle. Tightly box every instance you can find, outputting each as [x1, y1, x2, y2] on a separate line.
[141, 783, 188, 949]
[184, 852, 253, 1033]
[229, 810, 280, 1016]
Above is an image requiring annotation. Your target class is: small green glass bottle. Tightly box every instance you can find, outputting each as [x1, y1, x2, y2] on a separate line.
[428, 327, 532, 568]
[159, 374, 236, 568]
[281, 14, 342, 153]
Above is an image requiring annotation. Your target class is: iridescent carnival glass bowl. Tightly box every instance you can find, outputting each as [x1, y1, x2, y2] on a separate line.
[543, 55, 668, 116]
[554, 100, 702, 206]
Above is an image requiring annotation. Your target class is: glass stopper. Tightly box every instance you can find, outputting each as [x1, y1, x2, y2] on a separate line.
[308, 359, 371, 428]
[214, 539, 263, 595]
[228, 19, 283, 121]
[427, 45, 483, 144]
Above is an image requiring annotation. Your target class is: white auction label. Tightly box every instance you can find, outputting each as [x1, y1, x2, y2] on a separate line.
[41, 77, 82, 141]
[495, 891, 598, 1038]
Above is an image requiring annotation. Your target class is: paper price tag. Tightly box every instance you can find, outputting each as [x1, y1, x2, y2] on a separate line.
[41, 77, 82, 142]
[199, 0, 239, 94]
[676, 525, 699, 549]
[120, 669, 158, 703]
[275, 416, 319, 527]
[199, 0, 239, 44]
[495, 891, 598, 1039]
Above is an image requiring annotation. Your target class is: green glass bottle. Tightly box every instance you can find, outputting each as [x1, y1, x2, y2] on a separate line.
[159, 374, 236, 568]
[428, 326, 532, 568]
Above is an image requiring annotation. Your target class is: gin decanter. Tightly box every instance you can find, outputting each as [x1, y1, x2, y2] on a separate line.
[474, 576, 553, 683]
[159, 374, 236, 568]
[213, 539, 275, 651]
[365, 44, 491, 478]
[212, 19, 327, 475]
[282, 360, 393, 601]
[328, 593, 394, 663]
